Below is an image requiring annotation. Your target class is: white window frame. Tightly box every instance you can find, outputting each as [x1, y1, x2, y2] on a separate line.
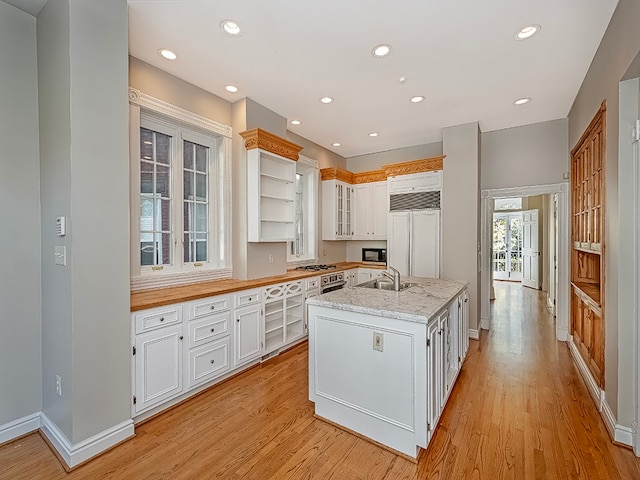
[287, 154, 319, 265]
[129, 88, 232, 291]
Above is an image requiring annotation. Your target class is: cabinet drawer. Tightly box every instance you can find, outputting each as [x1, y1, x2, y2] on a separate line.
[134, 306, 182, 334]
[188, 313, 230, 348]
[187, 338, 230, 388]
[189, 295, 230, 320]
[235, 289, 262, 307]
[306, 277, 320, 290]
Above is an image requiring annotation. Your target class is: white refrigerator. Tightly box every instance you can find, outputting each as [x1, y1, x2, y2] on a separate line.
[388, 209, 440, 278]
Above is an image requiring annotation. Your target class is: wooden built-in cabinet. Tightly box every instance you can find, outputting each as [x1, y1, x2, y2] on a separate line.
[570, 100, 606, 388]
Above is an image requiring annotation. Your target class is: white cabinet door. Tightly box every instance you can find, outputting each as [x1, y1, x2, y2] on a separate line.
[426, 318, 442, 438]
[458, 290, 469, 363]
[322, 180, 353, 240]
[134, 324, 184, 413]
[357, 269, 371, 285]
[353, 184, 371, 239]
[370, 182, 388, 239]
[388, 211, 411, 276]
[234, 306, 262, 366]
[412, 210, 440, 278]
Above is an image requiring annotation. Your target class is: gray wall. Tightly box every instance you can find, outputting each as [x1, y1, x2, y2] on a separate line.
[347, 142, 443, 172]
[443, 123, 480, 331]
[567, 0, 640, 425]
[39, 0, 131, 443]
[0, 1, 42, 426]
[129, 57, 231, 126]
[481, 119, 568, 190]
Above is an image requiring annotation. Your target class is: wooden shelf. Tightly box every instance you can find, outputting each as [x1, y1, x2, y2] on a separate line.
[572, 282, 601, 308]
[260, 172, 293, 184]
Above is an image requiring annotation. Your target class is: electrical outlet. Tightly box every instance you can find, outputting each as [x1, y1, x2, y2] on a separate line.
[55, 375, 62, 396]
[268, 254, 274, 264]
[373, 332, 384, 352]
[323, 249, 327, 257]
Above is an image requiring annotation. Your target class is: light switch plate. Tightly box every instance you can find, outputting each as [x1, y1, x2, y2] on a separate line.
[373, 332, 384, 352]
[54, 246, 66, 266]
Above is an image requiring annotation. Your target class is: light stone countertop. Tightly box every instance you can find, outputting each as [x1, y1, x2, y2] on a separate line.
[306, 277, 468, 324]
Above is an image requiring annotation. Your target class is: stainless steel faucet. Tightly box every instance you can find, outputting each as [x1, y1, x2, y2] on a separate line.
[382, 266, 401, 291]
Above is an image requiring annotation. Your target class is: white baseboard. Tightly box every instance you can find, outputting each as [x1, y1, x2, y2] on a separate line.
[556, 326, 568, 342]
[568, 338, 603, 409]
[602, 399, 634, 447]
[480, 316, 490, 330]
[0, 412, 41, 445]
[40, 413, 134, 469]
[568, 339, 634, 449]
[468, 329, 480, 340]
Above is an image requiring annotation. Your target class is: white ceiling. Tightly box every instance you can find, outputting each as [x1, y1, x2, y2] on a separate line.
[10, 0, 620, 158]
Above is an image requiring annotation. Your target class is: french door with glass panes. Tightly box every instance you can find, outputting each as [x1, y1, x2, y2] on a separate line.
[492, 213, 523, 281]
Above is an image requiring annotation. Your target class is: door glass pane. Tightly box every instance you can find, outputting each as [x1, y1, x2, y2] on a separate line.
[509, 217, 523, 274]
[184, 170, 193, 200]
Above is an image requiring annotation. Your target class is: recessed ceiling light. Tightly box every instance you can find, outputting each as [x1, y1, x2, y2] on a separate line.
[514, 97, 531, 105]
[225, 85, 238, 93]
[399, 77, 407, 84]
[369, 132, 379, 137]
[158, 49, 177, 60]
[411, 96, 425, 103]
[320, 96, 334, 104]
[372, 44, 392, 58]
[515, 24, 541, 40]
[290, 120, 301, 125]
[332, 142, 341, 147]
[221, 20, 241, 36]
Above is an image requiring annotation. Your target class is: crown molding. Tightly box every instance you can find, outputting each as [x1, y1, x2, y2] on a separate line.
[320, 167, 355, 183]
[128, 88, 232, 138]
[239, 128, 303, 161]
[382, 156, 444, 177]
[353, 170, 387, 184]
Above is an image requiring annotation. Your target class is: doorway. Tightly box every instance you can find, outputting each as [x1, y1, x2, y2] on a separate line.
[492, 213, 523, 281]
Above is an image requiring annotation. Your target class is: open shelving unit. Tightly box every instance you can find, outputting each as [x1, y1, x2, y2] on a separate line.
[263, 281, 305, 354]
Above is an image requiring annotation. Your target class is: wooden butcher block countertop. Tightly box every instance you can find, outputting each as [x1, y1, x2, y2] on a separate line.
[130, 262, 385, 312]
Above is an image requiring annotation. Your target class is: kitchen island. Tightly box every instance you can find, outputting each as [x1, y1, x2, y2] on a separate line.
[307, 277, 469, 459]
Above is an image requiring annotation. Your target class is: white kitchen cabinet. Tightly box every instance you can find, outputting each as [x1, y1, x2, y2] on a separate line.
[187, 337, 230, 389]
[344, 269, 358, 287]
[388, 210, 440, 278]
[353, 181, 388, 240]
[426, 318, 442, 439]
[134, 324, 184, 414]
[234, 289, 263, 366]
[355, 267, 385, 285]
[247, 148, 296, 242]
[457, 291, 469, 365]
[388, 171, 442, 194]
[263, 281, 305, 354]
[322, 180, 353, 240]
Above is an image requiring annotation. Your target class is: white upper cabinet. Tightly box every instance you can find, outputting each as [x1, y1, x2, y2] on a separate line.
[387, 171, 442, 194]
[353, 181, 388, 240]
[241, 128, 304, 243]
[247, 148, 296, 242]
[322, 179, 354, 240]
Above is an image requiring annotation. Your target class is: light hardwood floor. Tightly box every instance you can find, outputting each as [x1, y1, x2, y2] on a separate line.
[2, 281, 640, 479]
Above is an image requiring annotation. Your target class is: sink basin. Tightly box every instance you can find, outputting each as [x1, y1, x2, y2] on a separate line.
[357, 279, 417, 291]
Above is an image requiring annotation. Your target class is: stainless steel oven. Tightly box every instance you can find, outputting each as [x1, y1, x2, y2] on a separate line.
[320, 271, 346, 293]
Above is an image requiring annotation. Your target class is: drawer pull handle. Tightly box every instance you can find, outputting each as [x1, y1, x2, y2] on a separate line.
[248, 297, 252, 301]
[210, 305, 215, 310]
[210, 328, 215, 332]
[160, 317, 165, 322]
[210, 359, 215, 364]
[179, 336, 183, 340]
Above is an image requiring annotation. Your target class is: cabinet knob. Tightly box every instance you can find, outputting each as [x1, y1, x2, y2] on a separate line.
[210, 359, 215, 364]
[210, 305, 215, 310]
[179, 336, 183, 340]
[210, 328, 215, 332]
[159, 317, 164, 322]
[237, 318, 240, 322]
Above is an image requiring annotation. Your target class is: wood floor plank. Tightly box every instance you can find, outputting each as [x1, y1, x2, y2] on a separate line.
[2, 282, 640, 479]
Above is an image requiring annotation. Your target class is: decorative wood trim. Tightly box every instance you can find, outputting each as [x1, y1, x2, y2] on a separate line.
[128, 88, 232, 138]
[352, 170, 387, 184]
[239, 128, 303, 161]
[382, 156, 444, 177]
[570, 100, 607, 156]
[320, 167, 355, 183]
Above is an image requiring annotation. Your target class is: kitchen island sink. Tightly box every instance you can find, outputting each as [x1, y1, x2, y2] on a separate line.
[357, 278, 417, 291]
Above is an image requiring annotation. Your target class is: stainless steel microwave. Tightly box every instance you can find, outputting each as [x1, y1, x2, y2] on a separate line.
[362, 248, 387, 265]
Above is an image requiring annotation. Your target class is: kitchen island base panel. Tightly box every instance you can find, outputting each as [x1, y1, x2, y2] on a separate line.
[309, 305, 428, 459]
[312, 414, 420, 464]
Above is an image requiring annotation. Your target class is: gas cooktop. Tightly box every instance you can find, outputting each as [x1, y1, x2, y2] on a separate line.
[295, 264, 337, 271]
